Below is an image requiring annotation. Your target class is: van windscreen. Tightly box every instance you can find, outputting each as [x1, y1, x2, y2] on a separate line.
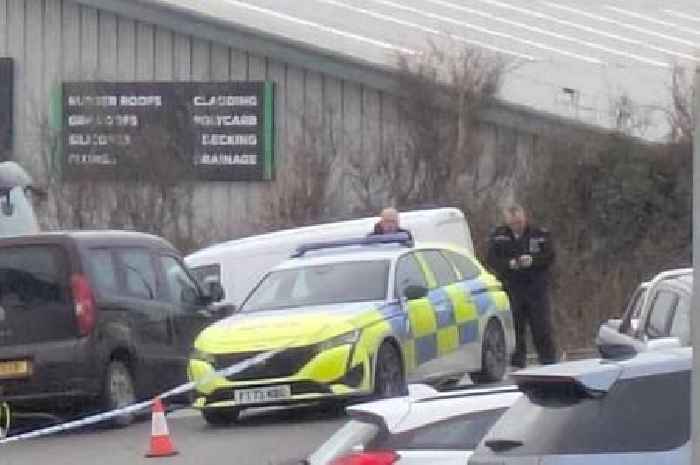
[0, 186, 40, 237]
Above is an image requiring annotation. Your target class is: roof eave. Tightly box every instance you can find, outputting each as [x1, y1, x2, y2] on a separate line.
[74, 0, 645, 138]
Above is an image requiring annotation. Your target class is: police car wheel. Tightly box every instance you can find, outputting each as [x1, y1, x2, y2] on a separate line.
[102, 360, 136, 427]
[202, 407, 240, 426]
[374, 343, 406, 398]
[471, 320, 506, 384]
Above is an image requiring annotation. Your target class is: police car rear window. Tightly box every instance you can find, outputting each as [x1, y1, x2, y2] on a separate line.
[476, 370, 689, 456]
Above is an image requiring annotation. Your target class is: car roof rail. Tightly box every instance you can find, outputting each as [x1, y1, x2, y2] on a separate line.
[291, 232, 414, 258]
[651, 268, 692, 285]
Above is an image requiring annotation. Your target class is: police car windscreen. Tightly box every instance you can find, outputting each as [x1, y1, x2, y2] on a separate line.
[241, 260, 390, 312]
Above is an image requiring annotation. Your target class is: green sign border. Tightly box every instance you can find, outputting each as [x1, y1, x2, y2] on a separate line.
[263, 80, 275, 181]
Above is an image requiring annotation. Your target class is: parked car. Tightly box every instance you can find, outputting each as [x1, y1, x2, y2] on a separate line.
[188, 234, 515, 425]
[305, 384, 521, 465]
[596, 268, 691, 358]
[186, 207, 476, 308]
[0, 231, 229, 424]
[470, 347, 691, 464]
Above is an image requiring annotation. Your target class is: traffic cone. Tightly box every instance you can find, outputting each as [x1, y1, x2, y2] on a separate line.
[145, 397, 178, 458]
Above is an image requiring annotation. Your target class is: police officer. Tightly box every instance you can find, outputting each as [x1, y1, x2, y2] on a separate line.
[487, 203, 557, 367]
[369, 207, 413, 241]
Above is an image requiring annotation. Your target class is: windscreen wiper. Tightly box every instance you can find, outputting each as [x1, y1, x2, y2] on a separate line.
[484, 438, 524, 451]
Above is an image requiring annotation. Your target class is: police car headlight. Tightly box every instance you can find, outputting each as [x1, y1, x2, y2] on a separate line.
[191, 348, 216, 365]
[317, 330, 361, 352]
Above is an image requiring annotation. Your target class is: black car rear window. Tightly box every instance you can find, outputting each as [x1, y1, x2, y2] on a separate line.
[0, 245, 74, 345]
[0, 245, 69, 306]
[476, 371, 689, 456]
[373, 408, 507, 451]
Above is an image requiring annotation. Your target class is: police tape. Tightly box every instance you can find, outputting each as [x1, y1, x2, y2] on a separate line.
[0, 348, 283, 445]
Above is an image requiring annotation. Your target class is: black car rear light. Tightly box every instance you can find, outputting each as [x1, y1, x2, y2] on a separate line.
[71, 274, 96, 336]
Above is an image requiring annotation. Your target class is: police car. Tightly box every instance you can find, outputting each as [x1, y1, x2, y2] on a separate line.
[188, 234, 515, 425]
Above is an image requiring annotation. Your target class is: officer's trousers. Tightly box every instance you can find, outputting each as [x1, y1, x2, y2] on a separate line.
[508, 285, 558, 367]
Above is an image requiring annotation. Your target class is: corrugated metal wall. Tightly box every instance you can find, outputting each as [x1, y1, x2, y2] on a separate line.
[1, 0, 529, 242]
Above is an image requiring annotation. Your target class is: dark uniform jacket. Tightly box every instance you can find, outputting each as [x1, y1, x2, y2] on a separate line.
[487, 225, 554, 291]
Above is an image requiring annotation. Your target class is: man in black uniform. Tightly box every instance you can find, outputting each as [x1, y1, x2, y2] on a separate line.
[487, 203, 557, 368]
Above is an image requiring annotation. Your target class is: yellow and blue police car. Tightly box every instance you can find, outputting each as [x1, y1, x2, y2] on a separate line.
[188, 234, 515, 425]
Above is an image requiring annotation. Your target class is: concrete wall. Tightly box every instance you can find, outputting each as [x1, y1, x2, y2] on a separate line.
[0, 0, 565, 244]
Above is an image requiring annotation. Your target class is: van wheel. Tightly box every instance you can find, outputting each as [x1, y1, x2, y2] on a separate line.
[202, 407, 240, 426]
[471, 320, 506, 384]
[102, 360, 137, 427]
[374, 343, 407, 398]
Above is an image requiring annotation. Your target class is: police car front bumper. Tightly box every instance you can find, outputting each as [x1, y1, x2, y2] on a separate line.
[188, 343, 373, 409]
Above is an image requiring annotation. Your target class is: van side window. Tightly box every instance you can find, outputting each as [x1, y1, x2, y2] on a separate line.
[420, 250, 457, 287]
[191, 264, 221, 287]
[443, 250, 480, 281]
[87, 249, 118, 296]
[160, 256, 200, 305]
[117, 249, 157, 300]
[395, 253, 428, 298]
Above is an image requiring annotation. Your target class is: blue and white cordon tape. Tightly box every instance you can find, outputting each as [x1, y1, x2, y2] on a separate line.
[0, 348, 283, 445]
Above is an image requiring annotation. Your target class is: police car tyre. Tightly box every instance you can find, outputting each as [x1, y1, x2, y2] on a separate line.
[202, 407, 241, 426]
[374, 343, 407, 398]
[102, 360, 136, 427]
[471, 319, 506, 384]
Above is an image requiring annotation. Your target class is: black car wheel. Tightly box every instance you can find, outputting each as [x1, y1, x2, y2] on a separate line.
[471, 320, 507, 384]
[102, 360, 137, 427]
[202, 407, 241, 426]
[374, 343, 407, 398]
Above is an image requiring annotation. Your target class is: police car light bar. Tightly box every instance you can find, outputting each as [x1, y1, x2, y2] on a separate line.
[292, 232, 414, 258]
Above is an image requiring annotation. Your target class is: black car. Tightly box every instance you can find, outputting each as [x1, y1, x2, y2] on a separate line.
[0, 231, 228, 425]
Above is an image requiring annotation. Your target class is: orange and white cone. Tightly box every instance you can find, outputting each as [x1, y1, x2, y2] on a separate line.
[145, 397, 178, 458]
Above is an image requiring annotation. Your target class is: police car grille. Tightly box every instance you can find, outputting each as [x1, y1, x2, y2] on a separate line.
[216, 346, 318, 381]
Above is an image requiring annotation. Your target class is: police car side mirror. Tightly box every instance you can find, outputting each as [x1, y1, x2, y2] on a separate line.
[404, 285, 428, 301]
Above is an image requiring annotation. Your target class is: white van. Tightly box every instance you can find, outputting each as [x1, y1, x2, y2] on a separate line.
[0, 161, 40, 237]
[186, 207, 474, 307]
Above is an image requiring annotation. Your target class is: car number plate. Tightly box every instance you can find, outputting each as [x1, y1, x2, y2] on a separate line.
[234, 385, 291, 405]
[0, 360, 31, 379]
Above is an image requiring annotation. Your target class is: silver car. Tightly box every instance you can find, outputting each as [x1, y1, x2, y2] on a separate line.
[470, 348, 691, 464]
[597, 268, 691, 358]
